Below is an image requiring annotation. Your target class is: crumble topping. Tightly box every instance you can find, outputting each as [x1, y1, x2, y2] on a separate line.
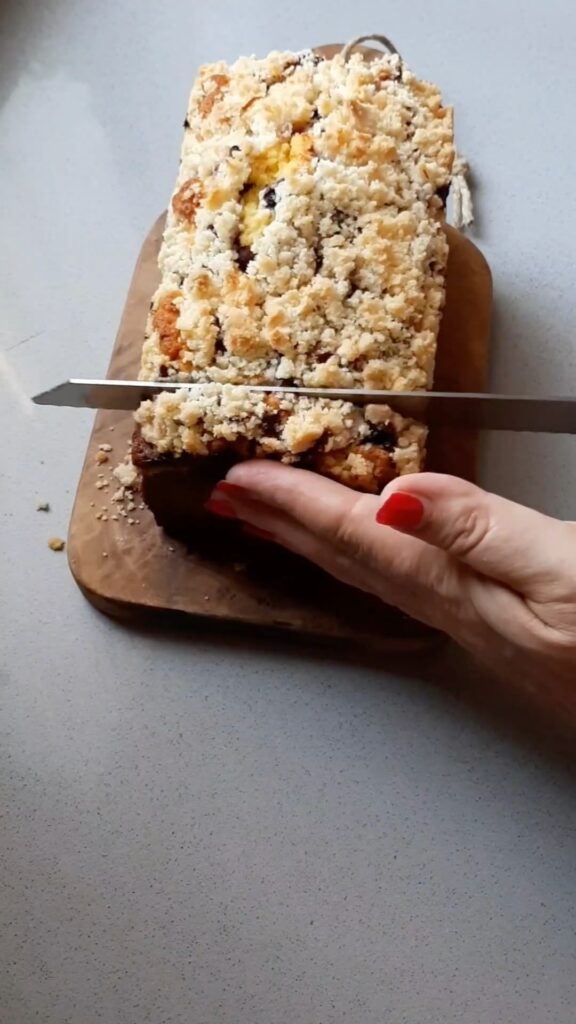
[135, 384, 426, 493]
[139, 48, 452, 394]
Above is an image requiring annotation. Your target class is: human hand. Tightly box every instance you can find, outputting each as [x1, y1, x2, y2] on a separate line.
[207, 465, 576, 684]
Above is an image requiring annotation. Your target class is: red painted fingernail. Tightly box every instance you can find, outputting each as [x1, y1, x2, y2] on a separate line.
[242, 523, 275, 542]
[215, 481, 246, 497]
[205, 497, 237, 519]
[376, 492, 424, 530]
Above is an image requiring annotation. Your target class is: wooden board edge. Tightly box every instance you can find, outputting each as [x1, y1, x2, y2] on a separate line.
[71, 574, 445, 654]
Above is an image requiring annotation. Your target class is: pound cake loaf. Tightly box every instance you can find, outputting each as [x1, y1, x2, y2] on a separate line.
[132, 44, 455, 533]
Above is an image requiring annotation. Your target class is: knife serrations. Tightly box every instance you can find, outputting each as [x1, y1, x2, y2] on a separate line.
[31, 379, 576, 434]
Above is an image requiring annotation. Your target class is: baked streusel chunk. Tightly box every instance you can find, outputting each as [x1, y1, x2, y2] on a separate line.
[134, 46, 454, 517]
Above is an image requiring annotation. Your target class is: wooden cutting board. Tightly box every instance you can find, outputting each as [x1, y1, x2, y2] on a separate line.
[67, 214, 491, 650]
[67, 42, 492, 649]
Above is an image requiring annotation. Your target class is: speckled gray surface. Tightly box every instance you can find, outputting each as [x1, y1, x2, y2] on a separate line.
[1, 2, 576, 1022]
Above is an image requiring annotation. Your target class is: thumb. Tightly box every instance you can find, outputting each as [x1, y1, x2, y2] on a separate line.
[377, 473, 576, 599]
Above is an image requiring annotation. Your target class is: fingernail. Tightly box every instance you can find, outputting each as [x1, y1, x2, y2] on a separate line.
[376, 492, 424, 530]
[242, 523, 275, 542]
[205, 497, 237, 519]
[215, 481, 246, 497]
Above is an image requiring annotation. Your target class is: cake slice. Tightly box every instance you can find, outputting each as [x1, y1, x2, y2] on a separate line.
[132, 46, 454, 534]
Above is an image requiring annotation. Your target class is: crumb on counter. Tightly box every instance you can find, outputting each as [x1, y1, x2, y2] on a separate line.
[36, 501, 50, 512]
[48, 537, 65, 551]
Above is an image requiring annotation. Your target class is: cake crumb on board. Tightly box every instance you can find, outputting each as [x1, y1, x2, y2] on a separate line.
[48, 537, 65, 551]
[113, 457, 138, 489]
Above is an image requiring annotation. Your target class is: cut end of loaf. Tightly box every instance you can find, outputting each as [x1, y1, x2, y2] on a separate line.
[134, 383, 426, 493]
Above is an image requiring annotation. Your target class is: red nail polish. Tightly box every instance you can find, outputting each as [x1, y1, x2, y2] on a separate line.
[205, 497, 237, 519]
[376, 492, 424, 530]
[215, 481, 246, 497]
[242, 523, 275, 542]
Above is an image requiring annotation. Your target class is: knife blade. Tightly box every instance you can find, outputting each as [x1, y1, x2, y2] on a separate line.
[32, 378, 576, 434]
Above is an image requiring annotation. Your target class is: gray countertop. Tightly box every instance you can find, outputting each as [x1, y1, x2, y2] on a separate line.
[1, 1, 575, 1021]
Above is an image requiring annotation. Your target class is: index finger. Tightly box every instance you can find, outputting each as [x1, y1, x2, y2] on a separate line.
[224, 461, 471, 632]
[225, 460, 376, 543]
